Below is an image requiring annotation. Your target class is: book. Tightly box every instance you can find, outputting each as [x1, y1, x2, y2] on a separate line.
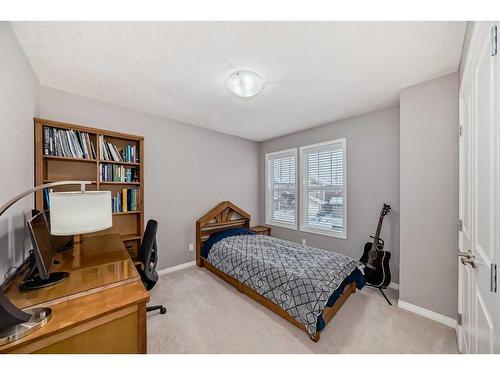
[42, 126, 96, 160]
[43, 188, 50, 210]
[110, 188, 139, 213]
[120, 144, 139, 163]
[99, 163, 138, 182]
[122, 188, 128, 212]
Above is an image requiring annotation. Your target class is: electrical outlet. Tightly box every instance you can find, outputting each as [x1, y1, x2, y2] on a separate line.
[188, 243, 194, 252]
[302, 239, 306, 245]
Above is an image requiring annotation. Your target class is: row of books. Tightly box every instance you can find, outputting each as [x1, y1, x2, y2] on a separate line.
[99, 135, 139, 163]
[111, 188, 140, 213]
[43, 126, 96, 159]
[100, 164, 139, 183]
[121, 144, 139, 163]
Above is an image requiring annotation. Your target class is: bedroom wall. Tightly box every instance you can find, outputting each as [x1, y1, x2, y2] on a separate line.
[38, 86, 260, 270]
[259, 106, 401, 283]
[0, 22, 39, 283]
[399, 72, 459, 319]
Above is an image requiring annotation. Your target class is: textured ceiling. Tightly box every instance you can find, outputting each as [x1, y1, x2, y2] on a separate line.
[12, 22, 466, 141]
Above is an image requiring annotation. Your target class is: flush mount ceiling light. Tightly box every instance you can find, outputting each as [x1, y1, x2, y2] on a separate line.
[225, 70, 264, 98]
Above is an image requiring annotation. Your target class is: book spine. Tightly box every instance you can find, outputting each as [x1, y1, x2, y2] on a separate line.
[54, 129, 59, 156]
[49, 128, 54, 155]
[43, 188, 50, 210]
[43, 127, 49, 155]
[58, 130, 67, 157]
[90, 135, 96, 159]
[80, 132, 88, 159]
[73, 130, 84, 158]
[122, 188, 128, 212]
[132, 189, 137, 211]
[99, 135, 107, 160]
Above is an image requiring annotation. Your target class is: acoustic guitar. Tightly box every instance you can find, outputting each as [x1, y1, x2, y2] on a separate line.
[359, 203, 391, 287]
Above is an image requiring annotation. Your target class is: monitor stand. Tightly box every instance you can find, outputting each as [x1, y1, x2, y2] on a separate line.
[18, 254, 69, 291]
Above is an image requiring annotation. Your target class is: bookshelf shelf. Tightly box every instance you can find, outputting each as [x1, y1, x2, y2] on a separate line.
[43, 155, 97, 163]
[112, 211, 141, 216]
[44, 180, 97, 184]
[99, 160, 140, 166]
[100, 181, 140, 185]
[35, 117, 144, 259]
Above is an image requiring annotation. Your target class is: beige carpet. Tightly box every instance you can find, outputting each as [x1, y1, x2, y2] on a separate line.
[147, 267, 459, 354]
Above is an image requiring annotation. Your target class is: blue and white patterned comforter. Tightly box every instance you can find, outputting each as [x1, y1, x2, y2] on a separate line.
[207, 234, 363, 335]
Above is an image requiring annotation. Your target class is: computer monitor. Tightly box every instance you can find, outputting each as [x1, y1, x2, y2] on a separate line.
[45, 210, 74, 252]
[19, 211, 69, 291]
[27, 211, 54, 280]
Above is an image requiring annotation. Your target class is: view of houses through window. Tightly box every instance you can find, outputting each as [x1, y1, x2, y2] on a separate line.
[266, 150, 296, 227]
[301, 143, 345, 235]
[265, 139, 346, 237]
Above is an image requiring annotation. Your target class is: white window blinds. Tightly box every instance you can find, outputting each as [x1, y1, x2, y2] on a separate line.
[300, 139, 346, 238]
[265, 149, 297, 229]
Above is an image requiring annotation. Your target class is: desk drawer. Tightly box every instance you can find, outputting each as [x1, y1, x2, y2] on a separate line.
[35, 310, 139, 354]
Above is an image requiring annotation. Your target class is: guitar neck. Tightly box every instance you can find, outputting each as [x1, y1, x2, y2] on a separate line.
[371, 215, 385, 251]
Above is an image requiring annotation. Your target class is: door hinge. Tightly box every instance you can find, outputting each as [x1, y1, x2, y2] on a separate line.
[492, 25, 498, 56]
[459, 219, 463, 232]
[457, 312, 463, 326]
[459, 125, 463, 137]
[491, 263, 497, 293]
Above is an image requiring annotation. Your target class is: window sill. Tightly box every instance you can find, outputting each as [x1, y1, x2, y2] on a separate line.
[299, 225, 346, 239]
[265, 220, 297, 231]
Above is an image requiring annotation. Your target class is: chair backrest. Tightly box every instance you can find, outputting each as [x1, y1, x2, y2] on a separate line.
[139, 219, 159, 287]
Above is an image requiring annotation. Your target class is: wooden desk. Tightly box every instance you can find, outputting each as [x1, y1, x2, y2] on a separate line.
[0, 234, 149, 354]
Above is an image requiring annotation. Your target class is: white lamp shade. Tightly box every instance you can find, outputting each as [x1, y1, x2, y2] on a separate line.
[49, 191, 112, 235]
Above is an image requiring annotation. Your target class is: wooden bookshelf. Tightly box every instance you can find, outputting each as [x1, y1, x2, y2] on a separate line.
[34, 118, 145, 259]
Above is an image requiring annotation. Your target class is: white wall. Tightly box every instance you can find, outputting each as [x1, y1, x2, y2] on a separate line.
[0, 23, 39, 283]
[38, 86, 260, 270]
[259, 106, 401, 282]
[399, 72, 459, 319]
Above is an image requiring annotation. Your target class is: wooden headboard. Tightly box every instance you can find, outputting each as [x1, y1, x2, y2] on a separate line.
[195, 201, 250, 266]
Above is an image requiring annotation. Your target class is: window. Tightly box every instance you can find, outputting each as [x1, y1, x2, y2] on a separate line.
[300, 139, 346, 238]
[265, 148, 297, 229]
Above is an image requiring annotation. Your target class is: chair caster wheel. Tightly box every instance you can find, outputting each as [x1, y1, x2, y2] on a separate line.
[160, 307, 167, 314]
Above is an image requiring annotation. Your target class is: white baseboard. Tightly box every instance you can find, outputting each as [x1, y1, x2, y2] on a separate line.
[398, 300, 457, 328]
[388, 282, 399, 290]
[157, 261, 196, 276]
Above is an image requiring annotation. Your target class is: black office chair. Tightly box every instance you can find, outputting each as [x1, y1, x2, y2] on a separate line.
[136, 219, 166, 314]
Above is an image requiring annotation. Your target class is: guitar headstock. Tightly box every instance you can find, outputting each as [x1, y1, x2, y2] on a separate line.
[381, 203, 391, 216]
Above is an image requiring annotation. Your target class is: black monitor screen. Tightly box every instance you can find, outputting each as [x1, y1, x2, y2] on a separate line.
[27, 211, 54, 280]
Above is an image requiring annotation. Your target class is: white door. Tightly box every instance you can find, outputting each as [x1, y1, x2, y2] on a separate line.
[458, 22, 499, 354]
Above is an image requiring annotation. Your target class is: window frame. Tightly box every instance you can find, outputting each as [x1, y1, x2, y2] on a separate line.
[299, 138, 347, 239]
[264, 148, 298, 230]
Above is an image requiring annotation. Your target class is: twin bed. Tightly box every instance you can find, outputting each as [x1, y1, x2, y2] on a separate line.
[196, 201, 365, 342]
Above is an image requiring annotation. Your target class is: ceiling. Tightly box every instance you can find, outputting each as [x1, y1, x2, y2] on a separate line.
[11, 22, 466, 141]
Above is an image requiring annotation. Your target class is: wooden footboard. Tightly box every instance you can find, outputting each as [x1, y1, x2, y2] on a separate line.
[196, 201, 357, 342]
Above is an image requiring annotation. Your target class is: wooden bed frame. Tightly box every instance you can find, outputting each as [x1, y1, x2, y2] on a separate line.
[195, 201, 356, 342]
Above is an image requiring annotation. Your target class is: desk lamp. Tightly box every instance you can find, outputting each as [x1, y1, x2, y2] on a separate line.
[0, 181, 112, 345]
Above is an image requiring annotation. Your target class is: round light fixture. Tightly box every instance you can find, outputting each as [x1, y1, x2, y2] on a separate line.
[225, 70, 264, 98]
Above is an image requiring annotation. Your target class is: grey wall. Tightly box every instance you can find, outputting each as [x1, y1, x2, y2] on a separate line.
[399, 72, 458, 319]
[38, 86, 259, 270]
[259, 106, 401, 282]
[0, 22, 39, 283]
